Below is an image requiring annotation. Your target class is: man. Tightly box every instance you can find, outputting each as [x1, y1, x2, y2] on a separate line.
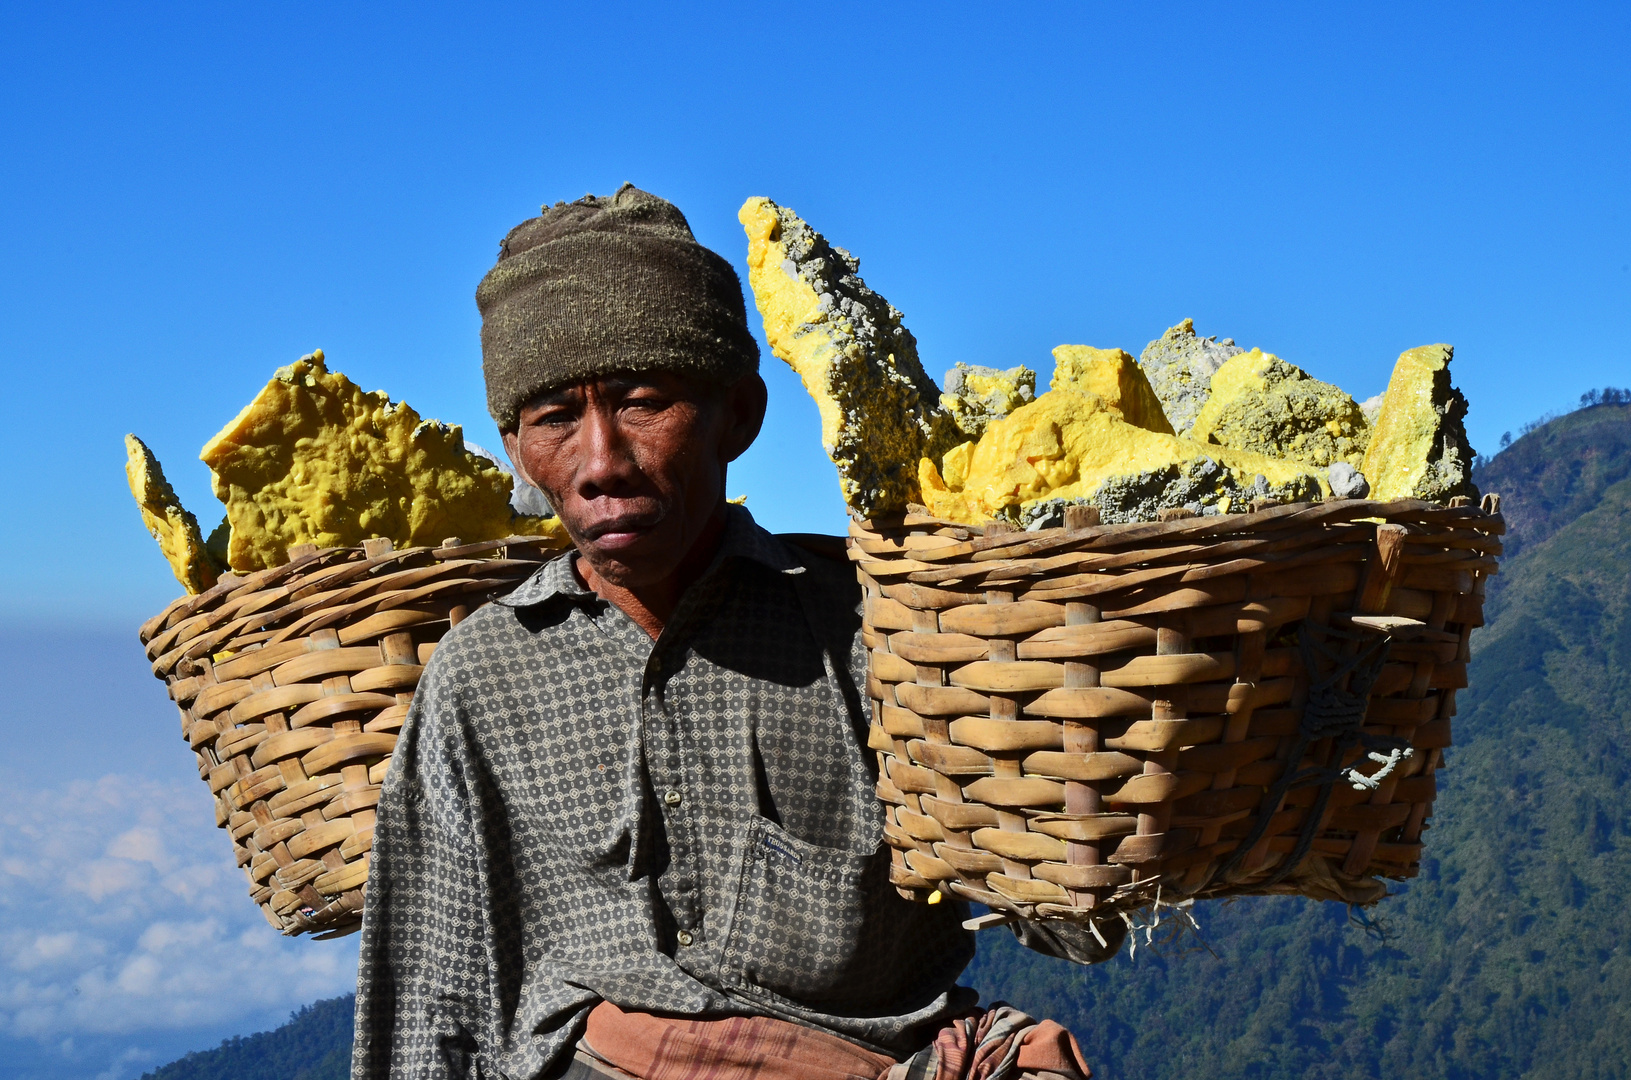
[353, 185, 1117, 1080]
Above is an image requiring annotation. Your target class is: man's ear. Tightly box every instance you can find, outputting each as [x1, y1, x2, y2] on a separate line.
[499, 430, 537, 488]
[719, 373, 768, 464]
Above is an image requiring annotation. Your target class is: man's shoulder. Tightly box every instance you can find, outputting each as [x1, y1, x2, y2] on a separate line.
[439, 596, 521, 648]
[749, 529, 863, 654]
[774, 531, 848, 564]
[769, 532, 856, 591]
[420, 581, 581, 683]
[749, 530, 856, 615]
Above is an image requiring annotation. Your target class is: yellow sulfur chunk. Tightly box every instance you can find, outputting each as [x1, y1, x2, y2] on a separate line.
[918, 387, 1324, 527]
[1188, 349, 1370, 471]
[738, 197, 1411, 526]
[1050, 345, 1173, 434]
[1360, 344, 1478, 503]
[201, 350, 567, 571]
[939, 439, 976, 490]
[125, 434, 223, 594]
[740, 197, 959, 516]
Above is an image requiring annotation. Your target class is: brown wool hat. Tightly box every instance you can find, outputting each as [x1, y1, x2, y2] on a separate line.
[477, 183, 760, 430]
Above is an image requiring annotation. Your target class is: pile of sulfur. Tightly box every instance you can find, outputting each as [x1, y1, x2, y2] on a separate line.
[126, 350, 567, 594]
[739, 197, 1478, 527]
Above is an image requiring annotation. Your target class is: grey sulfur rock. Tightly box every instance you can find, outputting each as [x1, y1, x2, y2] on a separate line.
[1020, 458, 1321, 528]
[466, 441, 554, 516]
[1359, 393, 1385, 427]
[1138, 319, 1245, 435]
[1328, 461, 1370, 499]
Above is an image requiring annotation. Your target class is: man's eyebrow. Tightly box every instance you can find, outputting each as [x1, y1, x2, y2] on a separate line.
[599, 374, 673, 394]
[525, 374, 683, 413]
[529, 389, 577, 408]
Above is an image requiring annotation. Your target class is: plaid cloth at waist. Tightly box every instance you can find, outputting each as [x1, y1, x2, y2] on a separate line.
[577, 1001, 1090, 1080]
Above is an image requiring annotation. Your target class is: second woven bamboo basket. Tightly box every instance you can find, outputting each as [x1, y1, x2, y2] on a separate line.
[853, 495, 1502, 922]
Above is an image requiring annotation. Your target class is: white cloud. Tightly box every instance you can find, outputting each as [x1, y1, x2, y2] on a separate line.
[94, 1046, 157, 1080]
[107, 825, 171, 868]
[0, 773, 359, 1058]
[9, 930, 98, 972]
[69, 858, 148, 904]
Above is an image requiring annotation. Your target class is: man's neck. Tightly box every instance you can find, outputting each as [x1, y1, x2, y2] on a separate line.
[575, 506, 730, 640]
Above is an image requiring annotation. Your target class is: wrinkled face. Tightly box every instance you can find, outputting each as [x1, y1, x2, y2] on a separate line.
[502, 372, 764, 590]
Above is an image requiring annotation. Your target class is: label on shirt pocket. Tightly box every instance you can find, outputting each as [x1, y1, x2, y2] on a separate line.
[760, 832, 803, 866]
[720, 817, 898, 1007]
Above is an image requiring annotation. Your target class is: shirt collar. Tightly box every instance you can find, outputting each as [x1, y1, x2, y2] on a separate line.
[495, 505, 802, 609]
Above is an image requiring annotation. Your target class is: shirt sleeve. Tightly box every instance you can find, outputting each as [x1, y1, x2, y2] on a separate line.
[352, 663, 495, 1080]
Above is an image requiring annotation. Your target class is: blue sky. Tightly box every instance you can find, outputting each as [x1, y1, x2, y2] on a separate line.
[1, 3, 1627, 1077]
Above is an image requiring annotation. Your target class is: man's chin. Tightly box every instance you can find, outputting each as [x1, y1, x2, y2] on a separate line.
[574, 532, 683, 589]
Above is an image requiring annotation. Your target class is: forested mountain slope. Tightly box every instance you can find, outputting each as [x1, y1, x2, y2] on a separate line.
[964, 401, 1631, 1079]
[148, 403, 1631, 1079]
[138, 997, 354, 1080]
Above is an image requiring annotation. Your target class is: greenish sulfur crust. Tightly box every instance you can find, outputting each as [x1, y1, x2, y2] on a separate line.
[941, 363, 1037, 440]
[1190, 350, 1372, 470]
[125, 434, 226, 593]
[200, 351, 565, 571]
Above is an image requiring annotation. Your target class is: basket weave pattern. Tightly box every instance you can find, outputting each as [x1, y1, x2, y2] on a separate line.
[139, 535, 563, 936]
[853, 497, 1503, 920]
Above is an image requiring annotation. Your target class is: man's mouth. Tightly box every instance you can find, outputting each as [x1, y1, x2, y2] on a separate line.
[580, 507, 666, 548]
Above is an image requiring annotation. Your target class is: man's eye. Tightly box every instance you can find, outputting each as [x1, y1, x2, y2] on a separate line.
[534, 411, 575, 426]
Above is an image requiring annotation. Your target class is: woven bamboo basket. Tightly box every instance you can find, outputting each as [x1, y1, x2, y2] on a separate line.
[138, 534, 566, 937]
[854, 494, 1503, 922]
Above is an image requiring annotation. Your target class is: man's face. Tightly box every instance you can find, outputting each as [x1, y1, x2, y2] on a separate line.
[502, 372, 765, 591]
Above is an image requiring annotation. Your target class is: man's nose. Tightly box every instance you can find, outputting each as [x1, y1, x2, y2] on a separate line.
[575, 405, 641, 496]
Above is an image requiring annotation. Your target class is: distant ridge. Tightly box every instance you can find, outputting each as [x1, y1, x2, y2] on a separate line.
[1476, 400, 1631, 568]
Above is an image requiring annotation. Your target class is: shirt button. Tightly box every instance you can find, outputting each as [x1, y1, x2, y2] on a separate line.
[664, 790, 683, 808]
[676, 930, 694, 947]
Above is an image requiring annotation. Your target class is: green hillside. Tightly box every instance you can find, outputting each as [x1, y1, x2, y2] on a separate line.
[145, 403, 1631, 1079]
[963, 400, 1631, 1078]
[138, 996, 353, 1080]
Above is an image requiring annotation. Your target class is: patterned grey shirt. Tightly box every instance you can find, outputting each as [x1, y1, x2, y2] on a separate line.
[352, 508, 978, 1079]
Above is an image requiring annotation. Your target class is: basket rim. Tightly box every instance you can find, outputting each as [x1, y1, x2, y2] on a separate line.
[853, 494, 1504, 550]
[139, 534, 571, 683]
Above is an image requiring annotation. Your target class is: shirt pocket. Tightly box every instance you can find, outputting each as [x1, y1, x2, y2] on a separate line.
[719, 816, 897, 1006]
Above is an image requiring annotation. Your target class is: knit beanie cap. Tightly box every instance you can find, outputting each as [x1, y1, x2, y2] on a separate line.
[478, 183, 761, 430]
